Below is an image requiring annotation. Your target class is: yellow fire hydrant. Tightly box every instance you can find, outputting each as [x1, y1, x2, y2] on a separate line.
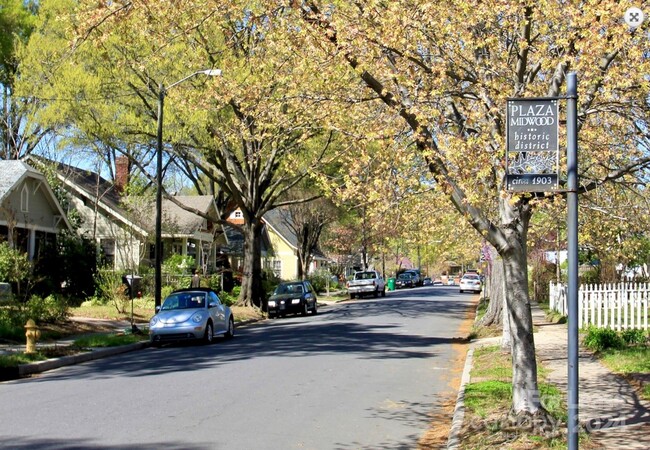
[25, 319, 41, 354]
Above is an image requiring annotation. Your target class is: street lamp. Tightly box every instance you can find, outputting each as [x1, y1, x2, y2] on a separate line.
[155, 69, 222, 308]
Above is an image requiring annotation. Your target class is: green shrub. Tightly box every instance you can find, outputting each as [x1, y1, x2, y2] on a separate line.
[583, 327, 625, 352]
[218, 286, 241, 306]
[162, 254, 195, 275]
[0, 320, 23, 342]
[25, 294, 69, 323]
[0, 243, 30, 284]
[209, 274, 222, 291]
[621, 328, 647, 346]
[95, 269, 124, 305]
[161, 285, 174, 301]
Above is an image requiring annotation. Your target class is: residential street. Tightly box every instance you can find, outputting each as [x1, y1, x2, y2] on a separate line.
[0, 287, 474, 449]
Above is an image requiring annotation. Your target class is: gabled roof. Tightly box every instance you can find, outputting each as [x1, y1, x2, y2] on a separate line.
[0, 161, 42, 203]
[0, 160, 73, 231]
[261, 208, 329, 260]
[28, 156, 148, 237]
[262, 208, 298, 249]
[160, 195, 217, 236]
[220, 223, 271, 256]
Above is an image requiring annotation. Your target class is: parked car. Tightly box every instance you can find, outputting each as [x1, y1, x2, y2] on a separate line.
[267, 280, 318, 318]
[459, 273, 482, 293]
[433, 279, 444, 286]
[403, 269, 422, 286]
[346, 270, 386, 299]
[395, 272, 415, 289]
[423, 277, 433, 286]
[149, 288, 235, 346]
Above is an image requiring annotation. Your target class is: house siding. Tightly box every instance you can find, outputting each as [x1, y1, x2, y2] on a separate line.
[267, 230, 298, 280]
[67, 195, 142, 270]
[3, 179, 61, 231]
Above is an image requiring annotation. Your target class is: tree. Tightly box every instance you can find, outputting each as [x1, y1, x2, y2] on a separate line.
[290, 0, 650, 420]
[0, 0, 44, 160]
[17, 1, 343, 307]
[276, 194, 338, 279]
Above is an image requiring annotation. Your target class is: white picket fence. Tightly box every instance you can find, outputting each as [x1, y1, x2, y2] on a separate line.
[549, 281, 649, 331]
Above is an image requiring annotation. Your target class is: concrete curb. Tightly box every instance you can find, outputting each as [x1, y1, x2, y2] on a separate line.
[447, 347, 474, 450]
[17, 341, 151, 377]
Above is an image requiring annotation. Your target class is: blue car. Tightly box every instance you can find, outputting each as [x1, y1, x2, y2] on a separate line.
[149, 288, 235, 346]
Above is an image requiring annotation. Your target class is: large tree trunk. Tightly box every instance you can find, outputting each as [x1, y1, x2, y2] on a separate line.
[478, 257, 505, 327]
[501, 229, 543, 416]
[239, 220, 264, 308]
[298, 250, 313, 280]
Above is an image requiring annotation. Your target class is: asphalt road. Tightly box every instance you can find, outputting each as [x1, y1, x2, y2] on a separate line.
[0, 286, 475, 450]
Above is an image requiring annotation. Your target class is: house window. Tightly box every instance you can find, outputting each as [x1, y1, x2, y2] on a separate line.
[21, 185, 29, 212]
[272, 259, 282, 278]
[100, 239, 116, 267]
[234, 210, 243, 219]
[171, 242, 183, 255]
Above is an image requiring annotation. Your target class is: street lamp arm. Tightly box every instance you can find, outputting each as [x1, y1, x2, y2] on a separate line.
[164, 69, 222, 93]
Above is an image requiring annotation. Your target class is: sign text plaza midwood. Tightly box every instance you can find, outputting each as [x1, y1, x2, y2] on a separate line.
[506, 98, 559, 192]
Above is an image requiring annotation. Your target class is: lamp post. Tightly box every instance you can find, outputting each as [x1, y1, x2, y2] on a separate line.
[154, 69, 221, 308]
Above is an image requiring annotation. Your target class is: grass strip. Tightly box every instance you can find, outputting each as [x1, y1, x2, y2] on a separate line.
[459, 345, 586, 449]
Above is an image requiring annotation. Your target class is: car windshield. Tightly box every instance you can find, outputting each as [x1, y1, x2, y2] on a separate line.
[354, 272, 376, 280]
[398, 273, 412, 280]
[161, 292, 206, 310]
[274, 283, 304, 295]
[463, 275, 480, 280]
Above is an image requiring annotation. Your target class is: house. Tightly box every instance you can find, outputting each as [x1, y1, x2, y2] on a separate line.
[41, 157, 148, 270]
[225, 207, 329, 281]
[0, 160, 73, 259]
[155, 195, 223, 273]
[32, 156, 224, 273]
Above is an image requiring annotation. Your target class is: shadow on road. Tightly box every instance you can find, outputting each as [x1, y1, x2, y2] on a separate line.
[23, 289, 475, 383]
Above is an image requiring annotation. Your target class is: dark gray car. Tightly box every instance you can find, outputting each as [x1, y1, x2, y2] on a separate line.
[267, 280, 318, 318]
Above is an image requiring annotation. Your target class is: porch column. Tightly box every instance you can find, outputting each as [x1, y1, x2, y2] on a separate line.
[28, 229, 36, 260]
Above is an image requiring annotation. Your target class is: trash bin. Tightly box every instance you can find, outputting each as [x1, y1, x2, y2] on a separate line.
[387, 278, 396, 291]
[122, 275, 143, 299]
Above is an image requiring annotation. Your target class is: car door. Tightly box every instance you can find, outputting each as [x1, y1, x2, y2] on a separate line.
[305, 281, 317, 308]
[208, 291, 227, 332]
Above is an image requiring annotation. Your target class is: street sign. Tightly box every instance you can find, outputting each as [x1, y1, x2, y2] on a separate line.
[506, 98, 559, 192]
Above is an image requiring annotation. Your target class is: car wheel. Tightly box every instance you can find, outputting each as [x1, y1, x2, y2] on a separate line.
[459, 289, 463, 293]
[203, 321, 214, 344]
[374, 289, 379, 298]
[349, 293, 355, 299]
[224, 316, 235, 339]
[301, 302, 309, 316]
[312, 301, 318, 315]
[381, 288, 386, 297]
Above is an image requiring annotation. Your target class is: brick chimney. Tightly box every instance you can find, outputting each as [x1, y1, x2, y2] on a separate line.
[115, 155, 130, 195]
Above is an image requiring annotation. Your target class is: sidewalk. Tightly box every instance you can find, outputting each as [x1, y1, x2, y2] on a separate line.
[450, 302, 649, 448]
[531, 303, 650, 448]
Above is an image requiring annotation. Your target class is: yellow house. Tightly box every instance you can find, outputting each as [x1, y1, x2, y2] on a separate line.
[225, 208, 328, 281]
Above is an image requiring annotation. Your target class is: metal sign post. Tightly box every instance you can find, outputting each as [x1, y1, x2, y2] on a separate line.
[566, 72, 579, 450]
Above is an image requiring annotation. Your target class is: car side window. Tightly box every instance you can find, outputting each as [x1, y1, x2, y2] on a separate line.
[306, 282, 315, 295]
[209, 291, 221, 306]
